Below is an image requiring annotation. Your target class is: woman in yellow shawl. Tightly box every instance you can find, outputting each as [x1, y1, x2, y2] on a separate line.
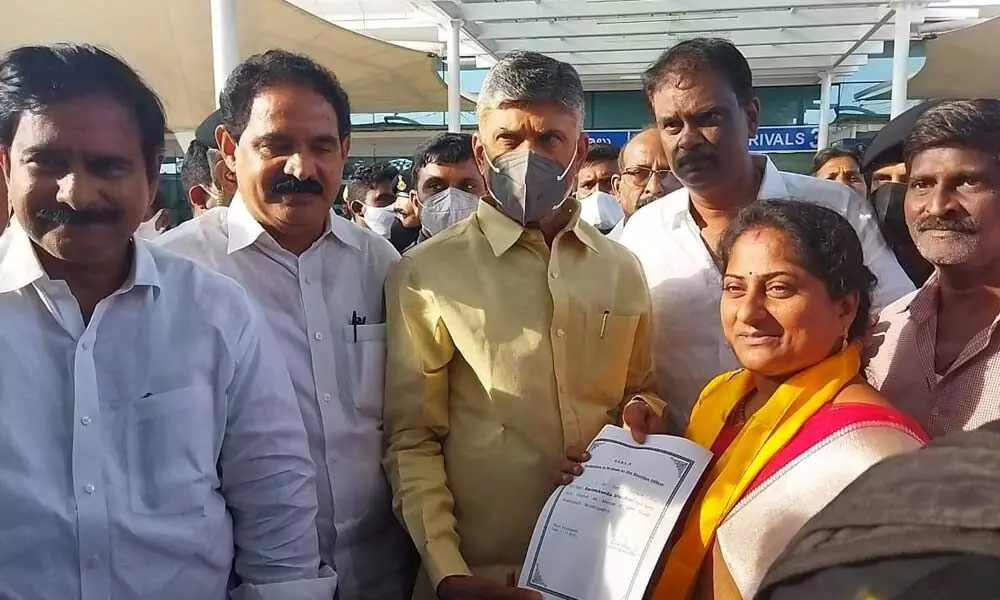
[560, 200, 927, 600]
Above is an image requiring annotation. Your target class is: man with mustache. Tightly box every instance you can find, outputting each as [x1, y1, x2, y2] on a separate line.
[383, 50, 665, 600]
[867, 100, 1000, 437]
[619, 38, 914, 430]
[0, 43, 333, 599]
[607, 127, 680, 241]
[158, 50, 413, 600]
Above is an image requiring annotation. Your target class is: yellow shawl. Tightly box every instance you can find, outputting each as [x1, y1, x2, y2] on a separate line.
[651, 343, 862, 600]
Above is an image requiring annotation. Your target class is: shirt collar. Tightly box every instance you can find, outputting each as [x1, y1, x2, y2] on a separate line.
[226, 192, 363, 255]
[756, 154, 790, 200]
[0, 218, 161, 296]
[664, 154, 787, 231]
[476, 199, 600, 257]
[902, 271, 941, 323]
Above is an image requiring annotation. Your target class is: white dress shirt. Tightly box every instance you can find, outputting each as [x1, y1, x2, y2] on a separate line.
[0, 221, 335, 600]
[620, 156, 915, 431]
[158, 195, 413, 600]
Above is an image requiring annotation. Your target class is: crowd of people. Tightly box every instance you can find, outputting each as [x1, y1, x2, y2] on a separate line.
[0, 32, 998, 600]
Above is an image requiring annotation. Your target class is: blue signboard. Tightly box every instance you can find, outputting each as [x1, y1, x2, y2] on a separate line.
[750, 125, 818, 154]
[586, 130, 633, 148]
[586, 125, 818, 154]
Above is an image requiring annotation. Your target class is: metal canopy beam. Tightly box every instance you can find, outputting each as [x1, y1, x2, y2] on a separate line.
[488, 25, 893, 53]
[455, 0, 886, 23]
[470, 7, 887, 40]
[573, 55, 868, 76]
[545, 42, 884, 66]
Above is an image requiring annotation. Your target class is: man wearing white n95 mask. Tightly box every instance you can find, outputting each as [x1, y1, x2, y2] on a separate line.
[576, 143, 625, 233]
[345, 162, 400, 237]
[407, 132, 486, 243]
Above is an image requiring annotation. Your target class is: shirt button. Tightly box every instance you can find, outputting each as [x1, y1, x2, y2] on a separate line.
[556, 329, 565, 337]
[80, 416, 92, 426]
[80, 341, 91, 351]
[551, 272, 559, 279]
[314, 332, 324, 341]
[304, 277, 312, 285]
[323, 393, 332, 403]
[83, 484, 96, 495]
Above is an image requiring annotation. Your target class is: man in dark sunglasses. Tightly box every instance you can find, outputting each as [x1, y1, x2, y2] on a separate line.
[608, 127, 681, 240]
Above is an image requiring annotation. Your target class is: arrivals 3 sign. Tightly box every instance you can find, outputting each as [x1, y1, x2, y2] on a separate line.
[749, 126, 819, 154]
[586, 126, 819, 154]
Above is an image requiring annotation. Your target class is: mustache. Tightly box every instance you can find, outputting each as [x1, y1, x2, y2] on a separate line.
[914, 215, 977, 234]
[635, 196, 657, 210]
[36, 207, 120, 225]
[271, 176, 324, 195]
[675, 148, 717, 171]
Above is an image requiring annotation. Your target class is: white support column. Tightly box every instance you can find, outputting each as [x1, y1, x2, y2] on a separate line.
[891, 1, 913, 118]
[447, 19, 463, 133]
[818, 71, 833, 149]
[211, 0, 239, 107]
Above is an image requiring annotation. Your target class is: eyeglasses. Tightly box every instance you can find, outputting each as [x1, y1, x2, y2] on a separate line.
[622, 167, 678, 188]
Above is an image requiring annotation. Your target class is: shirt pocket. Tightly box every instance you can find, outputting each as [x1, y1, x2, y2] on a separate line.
[126, 385, 215, 515]
[580, 311, 640, 402]
[342, 323, 387, 422]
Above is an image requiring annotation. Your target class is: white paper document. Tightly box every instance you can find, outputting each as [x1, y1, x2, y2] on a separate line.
[519, 425, 712, 600]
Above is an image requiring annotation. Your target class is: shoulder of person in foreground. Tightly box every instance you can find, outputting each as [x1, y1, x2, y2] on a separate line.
[387, 215, 479, 282]
[328, 211, 402, 275]
[830, 380, 929, 442]
[155, 206, 229, 258]
[778, 169, 861, 216]
[142, 241, 257, 339]
[618, 186, 689, 252]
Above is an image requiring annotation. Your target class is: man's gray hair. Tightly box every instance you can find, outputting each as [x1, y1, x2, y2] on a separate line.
[477, 50, 585, 123]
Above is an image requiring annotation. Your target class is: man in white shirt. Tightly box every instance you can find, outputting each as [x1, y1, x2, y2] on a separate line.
[159, 49, 414, 600]
[607, 128, 681, 241]
[620, 38, 914, 430]
[0, 43, 334, 600]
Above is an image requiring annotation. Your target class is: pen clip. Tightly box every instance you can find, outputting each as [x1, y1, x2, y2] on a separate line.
[600, 310, 609, 339]
[352, 310, 359, 343]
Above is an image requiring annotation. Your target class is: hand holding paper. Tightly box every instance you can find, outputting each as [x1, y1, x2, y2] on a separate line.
[522, 425, 711, 600]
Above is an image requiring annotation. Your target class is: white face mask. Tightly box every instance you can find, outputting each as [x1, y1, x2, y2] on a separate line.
[420, 188, 480, 237]
[363, 205, 397, 237]
[578, 191, 625, 231]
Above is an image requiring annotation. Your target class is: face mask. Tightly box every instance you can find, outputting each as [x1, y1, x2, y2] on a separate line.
[579, 191, 626, 231]
[420, 188, 480, 236]
[363, 205, 397, 237]
[484, 146, 577, 225]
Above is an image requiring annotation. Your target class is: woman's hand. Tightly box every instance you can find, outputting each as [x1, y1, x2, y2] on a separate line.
[553, 446, 591, 486]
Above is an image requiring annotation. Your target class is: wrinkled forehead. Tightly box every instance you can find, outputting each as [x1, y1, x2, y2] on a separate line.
[8, 95, 146, 165]
[478, 99, 582, 135]
[650, 69, 743, 116]
[242, 84, 342, 140]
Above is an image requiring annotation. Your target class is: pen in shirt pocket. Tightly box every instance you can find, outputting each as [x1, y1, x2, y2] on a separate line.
[351, 310, 367, 342]
[600, 310, 609, 339]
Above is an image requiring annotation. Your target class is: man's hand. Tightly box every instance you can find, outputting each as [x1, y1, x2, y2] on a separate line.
[622, 399, 667, 444]
[437, 574, 542, 600]
[553, 445, 591, 487]
[862, 315, 890, 366]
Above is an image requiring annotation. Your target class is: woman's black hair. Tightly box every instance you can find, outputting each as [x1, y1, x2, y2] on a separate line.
[718, 199, 877, 341]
